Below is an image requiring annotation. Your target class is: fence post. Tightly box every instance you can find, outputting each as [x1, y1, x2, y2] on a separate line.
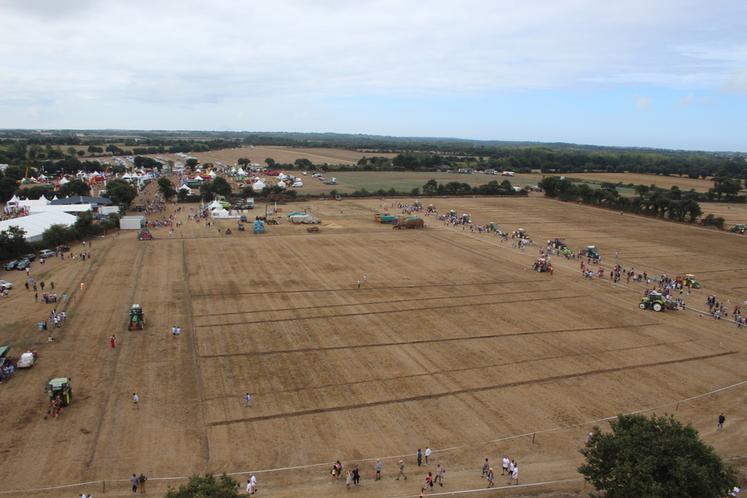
[102, 480, 106, 493]
[532, 433, 536, 444]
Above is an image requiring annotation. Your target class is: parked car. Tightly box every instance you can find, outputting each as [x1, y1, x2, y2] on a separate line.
[15, 259, 30, 271]
[38, 249, 56, 258]
[3, 260, 18, 271]
[24, 253, 36, 261]
[0, 280, 13, 290]
[56, 244, 70, 253]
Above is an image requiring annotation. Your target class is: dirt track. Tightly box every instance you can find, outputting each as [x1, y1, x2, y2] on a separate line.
[0, 196, 745, 497]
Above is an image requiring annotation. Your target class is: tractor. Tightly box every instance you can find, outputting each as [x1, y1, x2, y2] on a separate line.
[253, 219, 266, 234]
[551, 238, 567, 249]
[513, 228, 528, 239]
[683, 274, 701, 289]
[393, 217, 425, 229]
[45, 377, 72, 418]
[640, 292, 667, 312]
[584, 245, 600, 260]
[128, 304, 144, 331]
[533, 257, 553, 272]
[137, 228, 153, 241]
[729, 224, 746, 234]
[560, 246, 575, 258]
[237, 223, 245, 231]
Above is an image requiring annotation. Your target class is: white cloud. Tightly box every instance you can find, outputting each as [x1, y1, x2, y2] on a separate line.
[0, 0, 745, 129]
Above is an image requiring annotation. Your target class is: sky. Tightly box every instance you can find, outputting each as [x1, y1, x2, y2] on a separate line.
[0, 0, 746, 151]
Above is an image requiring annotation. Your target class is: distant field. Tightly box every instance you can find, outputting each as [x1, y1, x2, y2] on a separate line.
[185, 146, 397, 166]
[563, 172, 714, 192]
[699, 203, 747, 225]
[295, 171, 542, 194]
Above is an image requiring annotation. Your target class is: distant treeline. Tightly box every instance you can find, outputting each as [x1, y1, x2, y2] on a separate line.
[2, 131, 746, 186]
[539, 176, 730, 229]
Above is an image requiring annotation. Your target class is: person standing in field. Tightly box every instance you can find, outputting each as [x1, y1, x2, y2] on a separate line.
[435, 463, 445, 486]
[481, 458, 490, 478]
[375, 459, 383, 480]
[244, 392, 252, 407]
[110, 335, 117, 348]
[718, 413, 726, 431]
[486, 467, 495, 487]
[396, 459, 407, 480]
[510, 463, 519, 485]
[417, 448, 422, 466]
[130, 474, 139, 493]
[502, 456, 510, 475]
[425, 447, 431, 464]
[132, 392, 139, 408]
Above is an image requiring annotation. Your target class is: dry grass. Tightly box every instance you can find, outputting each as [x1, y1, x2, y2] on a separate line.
[1, 195, 745, 498]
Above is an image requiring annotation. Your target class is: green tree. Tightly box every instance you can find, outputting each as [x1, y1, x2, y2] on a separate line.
[237, 157, 250, 166]
[58, 179, 91, 197]
[294, 158, 313, 170]
[165, 474, 239, 498]
[157, 177, 177, 200]
[186, 158, 199, 169]
[579, 413, 736, 498]
[0, 225, 31, 259]
[0, 175, 18, 202]
[42, 224, 74, 248]
[104, 179, 138, 208]
[211, 176, 232, 198]
[265, 157, 276, 168]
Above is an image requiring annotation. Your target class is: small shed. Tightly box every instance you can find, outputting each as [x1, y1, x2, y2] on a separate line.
[120, 215, 145, 230]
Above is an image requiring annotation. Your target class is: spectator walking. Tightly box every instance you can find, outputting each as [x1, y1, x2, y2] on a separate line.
[718, 413, 726, 431]
[486, 467, 495, 487]
[138, 473, 147, 494]
[375, 459, 383, 480]
[130, 474, 139, 493]
[502, 456, 510, 475]
[425, 446, 432, 464]
[132, 392, 140, 408]
[481, 458, 490, 478]
[510, 463, 519, 485]
[396, 459, 407, 480]
[352, 465, 360, 485]
[110, 335, 117, 349]
[435, 463, 445, 486]
[417, 448, 422, 466]
[244, 392, 252, 407]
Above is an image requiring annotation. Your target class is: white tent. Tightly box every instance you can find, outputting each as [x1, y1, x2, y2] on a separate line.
[277, 180, 287, 189]
[237, 167, 246, 176]
[252, 180, 266, 192]
[207, 200, 223, 210]
[59, 177, 70, 185]
[209, 170, 217, 179]
[0, 211, 77, 242]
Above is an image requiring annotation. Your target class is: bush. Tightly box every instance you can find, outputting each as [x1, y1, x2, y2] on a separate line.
[165, 474, 239, 498]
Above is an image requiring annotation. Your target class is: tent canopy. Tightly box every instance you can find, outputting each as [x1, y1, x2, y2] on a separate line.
[0, 211, 77, 242]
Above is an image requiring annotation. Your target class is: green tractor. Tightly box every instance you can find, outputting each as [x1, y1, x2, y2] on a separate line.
[683, 274, 701, 289]
[45, 377, 72, 418]
[128, 304, 144, 331]
[584, 245, 600, 260]
[560, 246, 575, 258]
[640, 293, 666, 312]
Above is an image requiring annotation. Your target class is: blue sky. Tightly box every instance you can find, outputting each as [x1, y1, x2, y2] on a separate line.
[1, 0, 746, 151]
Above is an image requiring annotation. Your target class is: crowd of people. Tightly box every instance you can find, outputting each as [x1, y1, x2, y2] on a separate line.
[326, 448, 522, 494]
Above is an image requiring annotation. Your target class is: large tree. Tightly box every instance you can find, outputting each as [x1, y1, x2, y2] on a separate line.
[157, 177, 177, 200]
[579, 413, 736, 498]
[104, 179, 138, 208]
[58, 179, 91, 197]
